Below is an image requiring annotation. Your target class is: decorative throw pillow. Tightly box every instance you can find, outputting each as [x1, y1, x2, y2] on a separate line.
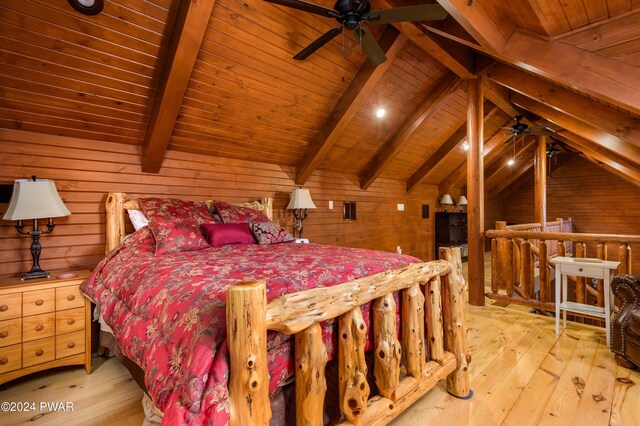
[214, 200, 270, 224]
[250, 222, 295, 245]
[139, 198, 216, 256]
[201, 223, 256, 247]
[127, 209, 149, 231]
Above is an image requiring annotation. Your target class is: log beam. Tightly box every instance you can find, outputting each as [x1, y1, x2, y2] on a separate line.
[295, 27, 406, 185]
[359, 74, 461, 190]
[141, 0, 217, 173]
[466, 78, 485, 306]
[534, 135, 547, 229]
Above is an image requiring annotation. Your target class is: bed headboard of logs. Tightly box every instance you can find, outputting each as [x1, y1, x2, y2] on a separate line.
[104, 192, 274, 254]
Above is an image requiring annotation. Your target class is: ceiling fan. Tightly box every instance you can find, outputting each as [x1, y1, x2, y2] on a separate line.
[264, 0, 448, 65]
[501, 115, 556, 144]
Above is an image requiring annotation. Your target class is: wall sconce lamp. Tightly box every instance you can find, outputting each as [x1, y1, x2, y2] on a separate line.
[3, 177, 71, 280]
[286, 187, 316, 239]
[439, 194, 454, 212]
[457, 195, 468, 212]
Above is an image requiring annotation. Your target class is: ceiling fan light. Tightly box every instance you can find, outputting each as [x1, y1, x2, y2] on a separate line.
[507, 159, 515, 166]
[67, 0, 104, 15]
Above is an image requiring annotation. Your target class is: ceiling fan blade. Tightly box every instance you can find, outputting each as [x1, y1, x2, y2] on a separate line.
[294, 26, 342, 60]
[354, 28, 387, 66]
[264, 0, 338, 18]
[350, 0, 369, 12]
[366, 4, 448, 25]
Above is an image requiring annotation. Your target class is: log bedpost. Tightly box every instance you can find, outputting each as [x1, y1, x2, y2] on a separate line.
[442, 249, 471, 398]
[105, 192, 126, 254]
[227, 280, 271, 426]
[339, 308, 370, 426]
[295, 323, 328, 426]
[374, 294, 401, 400]
[466, 77, 485, 306]
[425, 276, 445, 363]
[402, 284, 426, 379]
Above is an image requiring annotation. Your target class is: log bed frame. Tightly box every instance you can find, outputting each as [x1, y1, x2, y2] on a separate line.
[104, 192, 471, 426]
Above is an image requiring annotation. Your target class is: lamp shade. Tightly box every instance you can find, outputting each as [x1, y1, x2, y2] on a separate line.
[457, 195, 468, 206]
[286, 188, 316, 210]
[440, 194, 454, 205]
[3, 179, 70, 221]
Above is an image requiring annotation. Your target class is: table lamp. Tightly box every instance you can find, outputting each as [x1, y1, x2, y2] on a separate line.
[3, 177, 71, 280]
[287, 187, 316, 239]
[440, 194, 454, 212]
[457, 195, 468, 212]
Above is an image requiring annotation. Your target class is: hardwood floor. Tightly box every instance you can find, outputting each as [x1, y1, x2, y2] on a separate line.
[0, 302, 636, 425]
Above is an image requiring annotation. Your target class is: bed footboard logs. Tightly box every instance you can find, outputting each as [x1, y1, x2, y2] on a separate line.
[227, 280, 271, 426]
[295, 323, 328, 426]
[402, 284, 426, 378]
[373, 294, 401, 401]
[339, 308, 370, 426]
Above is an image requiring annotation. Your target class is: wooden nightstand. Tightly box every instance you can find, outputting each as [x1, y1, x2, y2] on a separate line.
[0, 270, 92, 385]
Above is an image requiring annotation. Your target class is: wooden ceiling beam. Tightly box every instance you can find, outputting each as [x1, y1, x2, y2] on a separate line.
[437, 118, 512, 193]
[295, 27, 407, 185]
[434, 1, 640, 115]
[406, 104, 499, 192]
[511, 94, 640, 169]
[358, 74, 461, 190]
[579, 153, 640, 189]
[482, 62, 640, 150]
[141, 0, 217, 173]
[375, 0, 476, 79]
[554, 132, 640, 186]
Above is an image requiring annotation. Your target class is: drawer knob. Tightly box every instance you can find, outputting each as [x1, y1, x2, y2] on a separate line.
[579, 268, 583, 272]
[0, 331, 7, 338]
[67, 342, 75, 349]
[35, 324, 44, 332]
[67, 319, 75, 325]
[0, 357, 7, 365]
[0, 305, 8, 312]
[35, 299, 44, 306]
[35, 349, 44, 357]
[66, 295, 75, 301]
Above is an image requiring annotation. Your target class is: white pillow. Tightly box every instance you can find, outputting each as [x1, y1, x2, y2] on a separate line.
[127, 209, 149, 231]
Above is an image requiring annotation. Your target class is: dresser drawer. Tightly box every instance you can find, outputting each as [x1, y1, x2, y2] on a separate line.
[55, 307, 85, 335]
[56, 286, 84, 310]
[0, 293, 22, 321]
[23, 288, 55, 316]
[22, 337, 55, 368]
[56, 331, 85, 359]
[23, 313, 55, 342]
[0, 318, 22, 347]
[0, 343, 21, 374]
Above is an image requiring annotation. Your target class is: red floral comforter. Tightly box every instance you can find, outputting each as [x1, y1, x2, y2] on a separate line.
[82, 228, 420, 425]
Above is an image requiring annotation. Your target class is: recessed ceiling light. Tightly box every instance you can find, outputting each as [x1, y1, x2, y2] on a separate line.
[67, 0, 104, 15]
[461, 141, 469, 151]
[507, 159, 515, 166]
[375, 108, 386, 118]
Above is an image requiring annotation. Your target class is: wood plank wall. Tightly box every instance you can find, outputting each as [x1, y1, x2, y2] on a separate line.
[498, 155, 640, 266]
[0, 129, 438, 278]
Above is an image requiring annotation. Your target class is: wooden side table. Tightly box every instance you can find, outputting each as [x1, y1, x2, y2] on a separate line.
[0, 270, 92, 385]
[553, 257, 620, 346]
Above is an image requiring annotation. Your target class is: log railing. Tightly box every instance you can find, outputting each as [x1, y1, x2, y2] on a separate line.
[227, 247, 470, 426]
[486, 225, 638, 312]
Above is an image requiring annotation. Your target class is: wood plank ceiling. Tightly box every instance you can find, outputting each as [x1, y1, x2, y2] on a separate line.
[0, 0, 639, 193]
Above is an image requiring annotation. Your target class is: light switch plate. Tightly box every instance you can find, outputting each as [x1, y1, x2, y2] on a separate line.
[329, 200, 333, 209]
[397, 203, 405, 211]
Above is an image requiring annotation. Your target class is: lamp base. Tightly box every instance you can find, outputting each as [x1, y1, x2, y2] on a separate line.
[21, 269, 50, 281]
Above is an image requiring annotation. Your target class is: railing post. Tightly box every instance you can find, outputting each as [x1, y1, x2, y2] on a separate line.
[539, 241, 549, 303]
[521, 240, 533, 299]
[618, 243, 631, 275]
[227, 280, 271, 426]
[513, 239, 521, 289]
[596, 242, 607, 307]
[557, 241, 566, 257]
[576, 243, 587, 304]
[491, 238, 498, 294]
